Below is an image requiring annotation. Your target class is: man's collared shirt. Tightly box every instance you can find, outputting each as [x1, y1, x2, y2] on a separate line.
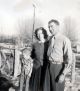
[47, 33, 72, 64]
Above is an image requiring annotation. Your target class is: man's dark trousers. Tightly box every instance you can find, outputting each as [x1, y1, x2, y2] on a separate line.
[49, 62, 65, 91]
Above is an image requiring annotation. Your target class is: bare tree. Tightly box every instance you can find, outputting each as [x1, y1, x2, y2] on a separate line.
[16, 17, 43, 45]
[16, 18, 33, 47]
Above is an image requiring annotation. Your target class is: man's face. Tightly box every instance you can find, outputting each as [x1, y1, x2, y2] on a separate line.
[48, 22, 59, 36]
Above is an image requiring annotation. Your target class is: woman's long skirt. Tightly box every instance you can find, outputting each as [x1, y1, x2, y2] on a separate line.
[29, 66, 41, 91]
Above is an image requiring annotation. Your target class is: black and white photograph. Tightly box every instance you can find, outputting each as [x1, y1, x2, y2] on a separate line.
[0, 0, 80, 91]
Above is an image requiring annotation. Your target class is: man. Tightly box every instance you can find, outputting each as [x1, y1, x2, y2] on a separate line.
[47, 19, 72, 91]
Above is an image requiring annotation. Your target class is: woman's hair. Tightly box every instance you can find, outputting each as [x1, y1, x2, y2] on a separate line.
[35, 27, 48, 40]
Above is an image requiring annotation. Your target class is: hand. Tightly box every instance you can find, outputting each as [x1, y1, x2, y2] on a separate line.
[58, 74, 65, 83]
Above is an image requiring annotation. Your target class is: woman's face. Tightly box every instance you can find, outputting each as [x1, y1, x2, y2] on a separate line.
[37, 30, 44, 41]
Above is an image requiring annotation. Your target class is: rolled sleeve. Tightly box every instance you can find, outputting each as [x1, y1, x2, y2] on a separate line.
[63, 38, 72, 75]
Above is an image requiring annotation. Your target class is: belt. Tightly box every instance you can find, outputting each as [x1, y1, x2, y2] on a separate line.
[51, 61, 63, 64]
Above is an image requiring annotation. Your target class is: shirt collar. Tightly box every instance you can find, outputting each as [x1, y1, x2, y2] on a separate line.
[49, 33, 60, 40]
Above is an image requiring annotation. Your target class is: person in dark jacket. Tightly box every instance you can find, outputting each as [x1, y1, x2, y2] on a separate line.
[29, 27, 50, 91]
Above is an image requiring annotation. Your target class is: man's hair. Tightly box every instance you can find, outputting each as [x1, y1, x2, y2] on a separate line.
[35, 27, 48, 40]
[48, 19, 59, 25]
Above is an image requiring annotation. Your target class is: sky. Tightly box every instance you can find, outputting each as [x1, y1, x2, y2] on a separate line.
[0, 0, 80, 37]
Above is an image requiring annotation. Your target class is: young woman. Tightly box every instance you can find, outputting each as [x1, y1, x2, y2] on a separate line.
[29, 27, 50, 91]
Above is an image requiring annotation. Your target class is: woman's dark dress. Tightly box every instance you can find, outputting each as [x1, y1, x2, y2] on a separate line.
[29, 41, 50, 91]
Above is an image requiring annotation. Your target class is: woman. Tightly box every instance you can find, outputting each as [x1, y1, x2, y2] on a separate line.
[29, 27, 50, 91]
